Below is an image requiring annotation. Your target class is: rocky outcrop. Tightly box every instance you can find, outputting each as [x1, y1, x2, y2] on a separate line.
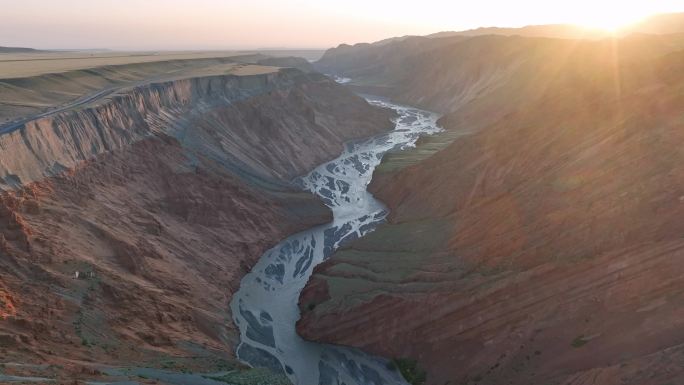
[299, 36, 684, 385]
[0, 67, 394, 375]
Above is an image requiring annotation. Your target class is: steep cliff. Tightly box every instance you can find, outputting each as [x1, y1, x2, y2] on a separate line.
[0, 66, 394, 379]
[299, 35, 684, 385]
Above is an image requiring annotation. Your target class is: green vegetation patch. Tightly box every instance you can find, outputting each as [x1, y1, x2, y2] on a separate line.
[313, 217, 461, 313]
[388, 358, 427, 385]
[204, 368, 292, 385]
[346, 217, 452, 253]
[374, 129, 469, 175]
[571, 335, 589, 348]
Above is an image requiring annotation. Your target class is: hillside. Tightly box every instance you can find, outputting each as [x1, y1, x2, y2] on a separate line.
[0, 64, 395, 382]
[298, 32, 684, 385]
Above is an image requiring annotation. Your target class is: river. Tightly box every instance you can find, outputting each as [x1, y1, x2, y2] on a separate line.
[229, 97, 442, 385]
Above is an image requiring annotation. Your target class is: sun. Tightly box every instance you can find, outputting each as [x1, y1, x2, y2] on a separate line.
[570, 7, 649, 33]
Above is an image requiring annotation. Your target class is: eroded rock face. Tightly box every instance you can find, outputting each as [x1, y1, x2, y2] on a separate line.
[0, 69, 392, 188]
[0, 68, 394, 373]
[299, 38, 684, 384]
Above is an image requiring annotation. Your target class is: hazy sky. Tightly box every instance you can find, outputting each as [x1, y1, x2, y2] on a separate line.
[1, 0, 682, 50]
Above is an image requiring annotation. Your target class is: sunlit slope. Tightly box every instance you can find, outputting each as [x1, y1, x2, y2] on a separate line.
[300, 34, 684, 385]
[319, 32, 684, 112]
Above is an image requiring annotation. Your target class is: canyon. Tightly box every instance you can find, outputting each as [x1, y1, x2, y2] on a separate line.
[2, 10, 684, 385]
[298, 24, 684, 385]
[0, 58, 394, 382]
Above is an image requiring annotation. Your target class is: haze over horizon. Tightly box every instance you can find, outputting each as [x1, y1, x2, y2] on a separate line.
[2, 0, 683, 50]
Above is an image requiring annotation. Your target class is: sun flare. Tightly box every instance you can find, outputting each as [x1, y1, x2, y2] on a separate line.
[569, 6, 650, 33]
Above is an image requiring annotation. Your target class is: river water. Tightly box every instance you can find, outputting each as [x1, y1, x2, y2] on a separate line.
[229, 97, 442, 385]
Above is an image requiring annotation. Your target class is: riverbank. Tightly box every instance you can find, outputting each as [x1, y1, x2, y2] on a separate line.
[231, 98, 442, 385]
